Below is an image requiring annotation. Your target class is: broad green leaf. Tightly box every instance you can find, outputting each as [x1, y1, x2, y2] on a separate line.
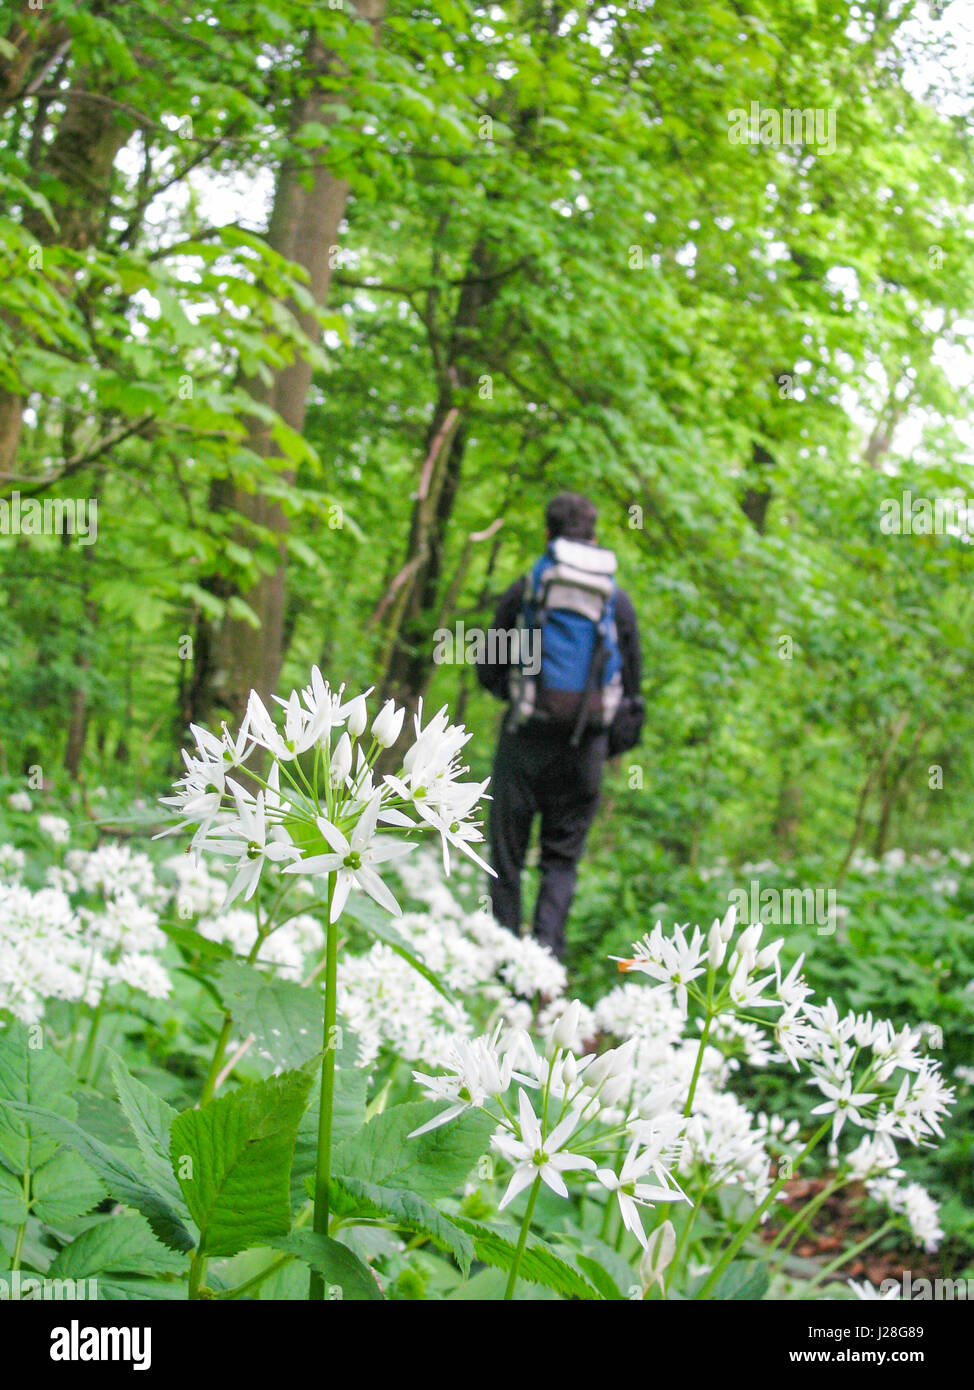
[0, 1165, 27, 1225]
[95, 1278, 187, 1302]
[31, 1149, 106, 1225]
[48, 1215, 184, 1280]
[332, 1175, 474, 1276]
[107, 1052, 185, 1209]
[704, 1259, 770, 1301]
[561, 1222, 639, 1298]
[331, 1103, 494, 1202]
[170, 1069, 312, 1257]
[214, 960, 329, 1071]
[0, 1023, 77, 1171]
[1, 1101, 194, 1254]
[453, 1217, 601, 1299]
[268, 1231, 382, 1301]
[576, 1253, 627, 1301]
[162, 923, 234, 963]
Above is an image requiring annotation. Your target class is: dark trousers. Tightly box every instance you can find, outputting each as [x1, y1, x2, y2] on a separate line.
[487, 721, 607, 960]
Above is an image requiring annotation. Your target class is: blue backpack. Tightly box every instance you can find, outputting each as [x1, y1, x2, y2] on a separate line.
[507, 537, 623, 744]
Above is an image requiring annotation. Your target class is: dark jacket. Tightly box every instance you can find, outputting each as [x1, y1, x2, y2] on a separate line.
[476, 572, 642, 705]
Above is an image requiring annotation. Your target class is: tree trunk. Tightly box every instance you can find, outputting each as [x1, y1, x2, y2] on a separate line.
[376, 236, 504, 744]
[836, 711, 910, 882]
[189, 7, 384, 727]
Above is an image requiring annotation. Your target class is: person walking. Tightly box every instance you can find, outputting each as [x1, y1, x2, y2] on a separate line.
[476, 492, 644, 961]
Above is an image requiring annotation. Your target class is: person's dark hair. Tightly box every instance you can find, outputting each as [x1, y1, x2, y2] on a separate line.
[545, 492, 597, 542]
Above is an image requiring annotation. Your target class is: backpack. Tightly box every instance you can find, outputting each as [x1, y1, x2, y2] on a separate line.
[507, 537, 623, 745]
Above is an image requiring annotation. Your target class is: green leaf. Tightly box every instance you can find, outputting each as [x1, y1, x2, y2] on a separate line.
[331, 1103, 494, 1202]
[162, 923, 234, 963]
[48, 1215, 184, 1280]
[94, 1278, 186, 1301]
[453, 1217, 602, 1299]
[268, 1231, 382, 1301]
[107, 1052, 185, 1209]
[332, 1175, 474, 1276]
[31, 1149, 106, 1225]
[0, 1022, 77, 1171]
[0, 1101, 194, 1254]
[169, 1069, 312, 1257]
[705, 1259, 770, 1301]
[0, 1165, 28, 1225]
[214, 960, 329, 1071]
[576, 1252, 627, 1300]
[562, 1222, 638, 1298]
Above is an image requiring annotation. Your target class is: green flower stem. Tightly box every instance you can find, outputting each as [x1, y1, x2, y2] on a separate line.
[683, 1011, 715, 1118]
[503, 1174, 543, 1300]
[78, 941, 124, 1081]
[801, 1220, 896, 1296]
[188, 1249, 208, 1300]
[766, 1174, 843, 1272]
[198, 901, 271, 1105]
[310, 874, 339, 1301]
[77, 993, 108, 1082]
[670, 1182, 709, 1279]
[69, 949, 99, 1065]
[90, 985, 133, 1088]
[599, 1080, 637, 1243]
[199, 1014, 235, 1107]
[697, 1118, 832, 1299]
[10, 1165, 30, 1272]
[599, 1188, 617, 1243]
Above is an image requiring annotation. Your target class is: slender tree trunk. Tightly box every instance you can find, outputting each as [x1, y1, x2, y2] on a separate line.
[870, 722, 927, 857]
[189, 8, 384, 727]
[836, 711, 909, 881]
[376, 237, 503, 737]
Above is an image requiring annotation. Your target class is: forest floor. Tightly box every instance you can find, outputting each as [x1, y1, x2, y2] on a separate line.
[763, 1176, 941, 1286]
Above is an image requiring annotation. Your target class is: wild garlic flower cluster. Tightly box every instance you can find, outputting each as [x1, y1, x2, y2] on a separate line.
[0, 835, 326, 1025]
[0, 844, 27, 878]
[610, 911, 953, 1244]
[0, 879, 170, 1024]
[794, 1004, 954, 1147]
[38, 813, 71, 846]
[850, 846, 970, 878]
[594, 979, 784, 1204]
[614, 906, 810, 1021]
[411, 1006, 689, 1250]
[410, 903, 955, 1253]
[158, 669, 492, 920]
